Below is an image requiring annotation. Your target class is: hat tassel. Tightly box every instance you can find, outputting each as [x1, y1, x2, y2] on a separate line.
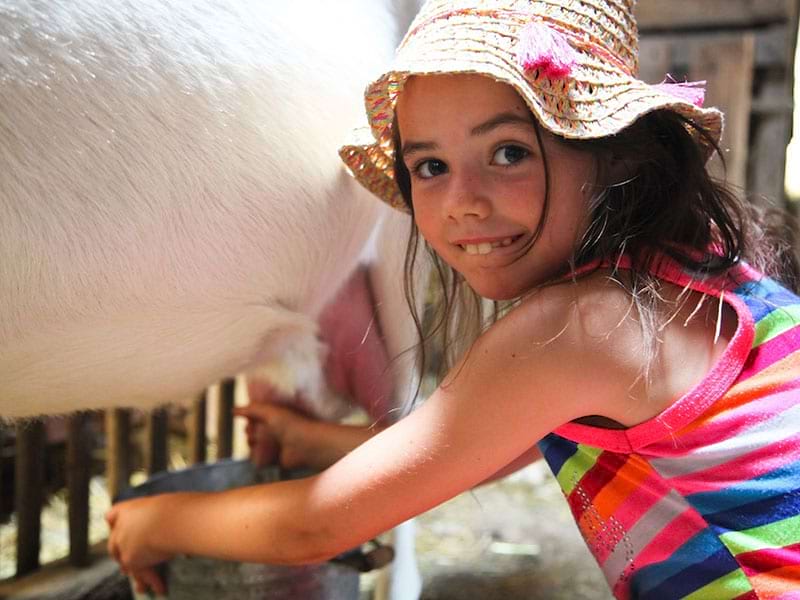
[516, 21, 580, 80]
[651, 76, 707, 107]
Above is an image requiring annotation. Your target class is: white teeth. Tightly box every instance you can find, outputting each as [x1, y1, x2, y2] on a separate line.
[462, 237, 515, 255]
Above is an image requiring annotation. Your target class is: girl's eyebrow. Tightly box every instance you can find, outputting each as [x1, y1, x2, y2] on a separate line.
[401, 140, 437, 159]
[470, 112, 535, 136]
[401, 111, 535, 159]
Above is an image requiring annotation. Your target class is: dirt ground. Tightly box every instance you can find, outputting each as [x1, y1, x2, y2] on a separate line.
[411, 461, 613, 600]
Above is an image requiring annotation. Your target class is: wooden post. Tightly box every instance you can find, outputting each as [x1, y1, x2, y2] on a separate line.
[105, 409, 132, 501]
[188, 390, 208, 464]
[637, 38, 674, 84]
[0, 425, 6, 516]
[67, 412, 92, 567]
[637, 0, 793, 30]
[216, 379, 235, 460]
[691, 34, 756, 190]
[15, 418, 45, 576]
[145, 407, 169, 475]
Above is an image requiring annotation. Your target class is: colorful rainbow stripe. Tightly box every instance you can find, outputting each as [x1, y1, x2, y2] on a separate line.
[539, 264, 800, 599]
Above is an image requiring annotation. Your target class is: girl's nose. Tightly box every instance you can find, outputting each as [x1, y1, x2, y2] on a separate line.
[444, 172, 491, 221]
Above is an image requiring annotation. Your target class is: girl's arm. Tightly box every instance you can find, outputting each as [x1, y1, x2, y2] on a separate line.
[107, 279, 636, 575]
[476, 445, 543, 486]
[241, 401, 540, 483]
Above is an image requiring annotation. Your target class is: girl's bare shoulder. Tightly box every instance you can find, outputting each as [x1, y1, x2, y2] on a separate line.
[494, 270, 643, 358]
[475, 271, 677, 427]
[484, 269, 735, 427]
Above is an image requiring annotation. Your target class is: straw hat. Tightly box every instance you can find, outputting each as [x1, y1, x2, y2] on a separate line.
[339, 0, 724, 212]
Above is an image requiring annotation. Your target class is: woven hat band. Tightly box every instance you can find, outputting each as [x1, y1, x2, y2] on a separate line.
[403, 1, 639, 76]
[376, 8, 645, 142]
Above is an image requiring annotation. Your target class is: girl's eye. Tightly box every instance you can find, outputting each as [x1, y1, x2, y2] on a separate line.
[413, 159, 448, 179]
[492, 145, 529, 166]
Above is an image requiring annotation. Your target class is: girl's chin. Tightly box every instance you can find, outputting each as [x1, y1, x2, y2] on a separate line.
[464, 280, 529, 302]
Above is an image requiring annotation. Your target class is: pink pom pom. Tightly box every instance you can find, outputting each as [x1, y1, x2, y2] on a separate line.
[516, 21, 580, 80]
[651, 77, 707, 108]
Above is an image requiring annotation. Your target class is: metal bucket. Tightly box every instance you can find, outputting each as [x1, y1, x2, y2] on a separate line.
[115, 460, 361, 600]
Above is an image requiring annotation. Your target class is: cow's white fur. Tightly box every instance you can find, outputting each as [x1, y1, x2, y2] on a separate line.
[1, 2, 427, 598]
[0, 0, 424, 419]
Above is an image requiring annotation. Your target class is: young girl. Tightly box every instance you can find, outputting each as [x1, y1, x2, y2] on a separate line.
[107, 0, 800, 597]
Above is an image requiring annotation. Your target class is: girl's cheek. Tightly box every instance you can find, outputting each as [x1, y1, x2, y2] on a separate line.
[411, 197, 435, 229]
[414, 215, 445, 255]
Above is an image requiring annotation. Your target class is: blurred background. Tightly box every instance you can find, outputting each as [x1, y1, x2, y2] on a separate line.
[2, 1, 799, 599]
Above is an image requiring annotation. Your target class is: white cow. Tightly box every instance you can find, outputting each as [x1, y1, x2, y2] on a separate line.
[0, 0, 423, 418]
[0, 1, 425, 598]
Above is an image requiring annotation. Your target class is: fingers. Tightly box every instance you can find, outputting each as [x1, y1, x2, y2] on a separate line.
[233, 403, 272, 421]
[234, 402, 308, 468]
[133, 567, 167, 596]
[233, 404, 280, 467]
[107, 536, 123, 572]
[234, 400, 301, 423]
[106, 508, 122, 569]
[252, 430, 281, 468]
[234, 403, 288, 431]
[245, 420, 256, 447]
[246, 379, 282, 405]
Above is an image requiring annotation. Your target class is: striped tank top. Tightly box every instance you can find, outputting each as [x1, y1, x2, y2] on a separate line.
[538, 257, 800, 599]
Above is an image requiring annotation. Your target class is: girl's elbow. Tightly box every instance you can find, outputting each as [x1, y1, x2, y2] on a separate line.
[277, 525, 355, 566]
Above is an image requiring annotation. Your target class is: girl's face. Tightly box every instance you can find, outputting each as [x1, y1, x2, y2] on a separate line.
[396, 74, 596, 300]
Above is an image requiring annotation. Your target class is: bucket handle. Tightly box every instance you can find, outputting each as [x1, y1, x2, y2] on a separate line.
[330, 539, 395, 573]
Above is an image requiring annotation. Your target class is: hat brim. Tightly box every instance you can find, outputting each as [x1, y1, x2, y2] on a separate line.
[340, 11, 724, 213]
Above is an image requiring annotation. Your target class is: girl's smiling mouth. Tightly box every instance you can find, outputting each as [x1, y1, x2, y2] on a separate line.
[456, 234, 525, 255]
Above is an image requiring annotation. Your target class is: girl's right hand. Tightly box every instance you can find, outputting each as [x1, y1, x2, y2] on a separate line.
[242, 380, 313, 468]
[235, 401, 381, 472]
[235, 399, 319, 470]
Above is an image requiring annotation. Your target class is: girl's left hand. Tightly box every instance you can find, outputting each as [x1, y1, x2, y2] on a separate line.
[128, 566, 167, 597]
[106, 496, 174, 594]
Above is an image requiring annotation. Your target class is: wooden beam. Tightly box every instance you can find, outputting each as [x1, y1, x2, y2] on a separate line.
[637, 37, 674, 86]
[638, 27, 790, 76]
[216, 379, 235, 460]
[66, 412, 92, 568]
[15, 418, 46, 576]
[144, 407, 168, 475]
[637, 0, 793, 31]
[104, 409, 132, 501]
[749, 77, 793, 205]
[187, 390, 208, 464]
[692, 34, 756, 191]
[0, 425, 8, 517]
